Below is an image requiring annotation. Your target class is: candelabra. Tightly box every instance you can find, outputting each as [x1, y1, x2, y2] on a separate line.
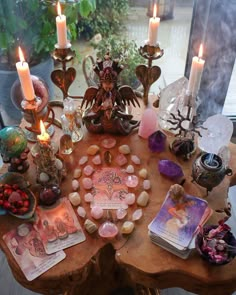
[136, 44, 164, 106]
[11, 75, 55, 142]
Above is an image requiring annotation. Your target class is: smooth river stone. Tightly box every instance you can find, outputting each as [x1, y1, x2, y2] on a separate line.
[132, 209, 143, 221]
[87, 145, 100, 155]
[91, 205, 104, 219]
[69, 192, 81, 206]
[82, 178, 93, 189]
[84, 219, 97, 234]
[137, 191, 149, 207]
[121, 221, 135, 234]
[39, 172, 49, 183]
[72, 179, 80, 191]
[126, 165, 134, 174]
[55, 158, 63, 170]
[125, 193, 136, 205]
[125, 175, 139, 188]
[158, 159, 184, 181]
[118, 144, 131, 155]
[77, 206, 86, 218]
[101, 137, 117, 149]
[143, 179, 151, 190]
[84, 192, 94, 203]
[98, 221, 118, 239]
[92, 155, 102, 165]
[79, 156, 88, 166]
[131, 155, 141, 165]
[115, 154, 128, 166]
[139, 168, 148, 179]
[116, 208, 127, 220]
[83, 165, 94, 176]
[73, 168, 82, 179]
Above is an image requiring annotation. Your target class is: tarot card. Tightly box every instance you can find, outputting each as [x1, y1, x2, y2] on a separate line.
[35, 197, 86, 254]
[92, 167, 128, 209]
[3, 223, 66, 281]
[148, 192, 209, 249]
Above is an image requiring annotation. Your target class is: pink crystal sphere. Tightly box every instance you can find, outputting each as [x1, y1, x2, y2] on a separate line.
[98, 221, 118, 239]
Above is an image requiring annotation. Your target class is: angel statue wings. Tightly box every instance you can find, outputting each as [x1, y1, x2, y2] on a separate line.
[81, 54, 140, 135]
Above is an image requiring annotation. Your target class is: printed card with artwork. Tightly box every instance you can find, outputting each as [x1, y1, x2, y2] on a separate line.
[148, 192, 209, 249]
[92, 168, 128, 209]
[35, 198, 86, 254]
[3, 223, 66, 281]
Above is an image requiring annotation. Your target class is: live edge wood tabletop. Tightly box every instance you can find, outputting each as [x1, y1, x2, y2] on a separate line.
[0, 104, 236, 295]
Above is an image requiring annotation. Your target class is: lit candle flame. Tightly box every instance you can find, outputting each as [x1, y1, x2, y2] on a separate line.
[38, 120, 50, 142]
[198, 44, 203, 59]
[18, 47, 25, 63]
[153, 4, 157, 18]
[57, 1, 61, 16]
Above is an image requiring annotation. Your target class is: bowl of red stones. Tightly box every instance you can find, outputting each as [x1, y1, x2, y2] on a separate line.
[0, 172, 37, 219]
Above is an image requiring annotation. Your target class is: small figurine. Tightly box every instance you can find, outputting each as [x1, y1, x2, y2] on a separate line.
[81, 54, 140, 135]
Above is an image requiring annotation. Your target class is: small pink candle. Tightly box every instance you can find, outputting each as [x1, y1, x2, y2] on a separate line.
[148, 4, 160, 46]
[16, 47, 35, 101]
[56, 2, 68, 48]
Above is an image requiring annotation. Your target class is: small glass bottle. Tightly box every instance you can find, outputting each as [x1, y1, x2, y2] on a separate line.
[61, 98, 83, 143]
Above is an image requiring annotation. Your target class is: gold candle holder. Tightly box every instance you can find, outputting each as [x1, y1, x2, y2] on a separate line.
[136, 43, 164, 106]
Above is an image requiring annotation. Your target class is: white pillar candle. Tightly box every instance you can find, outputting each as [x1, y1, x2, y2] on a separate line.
[148, 4, 160, 46]
[56, 2, 67, 48]
[16, 47, 35, 101]
[187, 44, 205, 98]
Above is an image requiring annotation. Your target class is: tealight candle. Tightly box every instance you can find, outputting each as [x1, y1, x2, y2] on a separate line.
[16, 47, 35, 101]
[148, 4, 160, 46]
[56, 2, 68, 48]
[37, 120, 50, 144]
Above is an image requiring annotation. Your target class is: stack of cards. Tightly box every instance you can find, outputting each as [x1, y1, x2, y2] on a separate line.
[3, 198, 86, 281]
[148, 191, 212, 259]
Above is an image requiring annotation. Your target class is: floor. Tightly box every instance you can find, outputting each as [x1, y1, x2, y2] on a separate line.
[1, 3, 236, 295]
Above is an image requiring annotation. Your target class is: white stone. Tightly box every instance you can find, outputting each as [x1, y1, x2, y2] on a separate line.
[82, 178, 93, 190]
[131, 155, 141, 165]
[143, 179, 151, 190]
[132, 209, 143, 221]
[79, 156, 88, 166]
[125, 193, 136, 205]
[139, 168, 148, 179]
[126, 165, 134, 174]
[83, 165, 94, 176]
[87, 145, 100, 155]
[77, 206, 86, 218]
[137, 191, 149, 207]
[73, 168, 82, 179]
[69, 192, 81, 206]
[72, 179, 80, 191]
[39, 172, 49, 182]
[121, 221, 135, 234]
[84, 193, 94, 203]
[92, 155, 102, 165]
[55, 158, 63, 170]
[118, 144, 131, 155]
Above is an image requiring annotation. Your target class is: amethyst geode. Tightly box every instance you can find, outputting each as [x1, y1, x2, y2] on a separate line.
[148, 130, 166, 152]
[158, 159, 184, 181]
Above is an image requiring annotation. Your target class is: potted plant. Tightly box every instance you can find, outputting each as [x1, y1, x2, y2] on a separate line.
[0, 0, 95, 126]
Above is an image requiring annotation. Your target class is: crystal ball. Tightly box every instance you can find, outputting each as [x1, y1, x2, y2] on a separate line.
[0, 126, 27, 158]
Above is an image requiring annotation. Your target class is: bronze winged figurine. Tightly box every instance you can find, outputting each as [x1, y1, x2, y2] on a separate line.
[81, 54, 140, 135]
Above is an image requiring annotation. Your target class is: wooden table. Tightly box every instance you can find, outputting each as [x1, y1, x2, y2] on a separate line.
[0, 109, 236, 295]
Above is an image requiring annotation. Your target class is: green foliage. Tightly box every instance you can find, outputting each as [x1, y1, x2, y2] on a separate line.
[77, 0, 129, 40]
[92, 35, 145, 88]
[0, 0, 95, 69]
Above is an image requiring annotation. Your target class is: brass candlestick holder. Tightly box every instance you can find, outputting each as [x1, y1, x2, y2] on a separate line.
[51, 44, 83, 102]
[136, 44, 164, 106]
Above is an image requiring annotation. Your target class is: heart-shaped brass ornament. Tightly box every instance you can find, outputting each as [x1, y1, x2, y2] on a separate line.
[51, 67, 76, 98]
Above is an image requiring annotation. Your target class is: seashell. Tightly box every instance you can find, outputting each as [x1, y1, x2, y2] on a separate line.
[143, 179, 151, 190]
[137, 191, 149, 207]
[139, 168, 148, 179]
[39, 172, 50, 183]
[121, 221, 135, 234]
[131, 155, 141, 165]
[72, 179, 80, 191]
[69, 192, 81, 206]
[87, 145, 100, 155]
[104, 151, 112, 165]
[77, 206, 86, 218]
[73, 168, 82, 179]
[126, 165, 134, 174]
[83, 165, 94, 176]
[79, 156, 88, 166]
[84, 219, 98, 234]
[55, 158, 63, 170]
[118, 144, 131, 155]
[84, 192, 94, 203]
[82, 177, 93, 190]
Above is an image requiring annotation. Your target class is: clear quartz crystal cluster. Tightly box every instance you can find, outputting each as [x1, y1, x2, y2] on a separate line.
[67, 137, 151, 238]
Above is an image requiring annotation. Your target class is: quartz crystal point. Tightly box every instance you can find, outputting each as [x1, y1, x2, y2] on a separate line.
[158, 160, 184, 181]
